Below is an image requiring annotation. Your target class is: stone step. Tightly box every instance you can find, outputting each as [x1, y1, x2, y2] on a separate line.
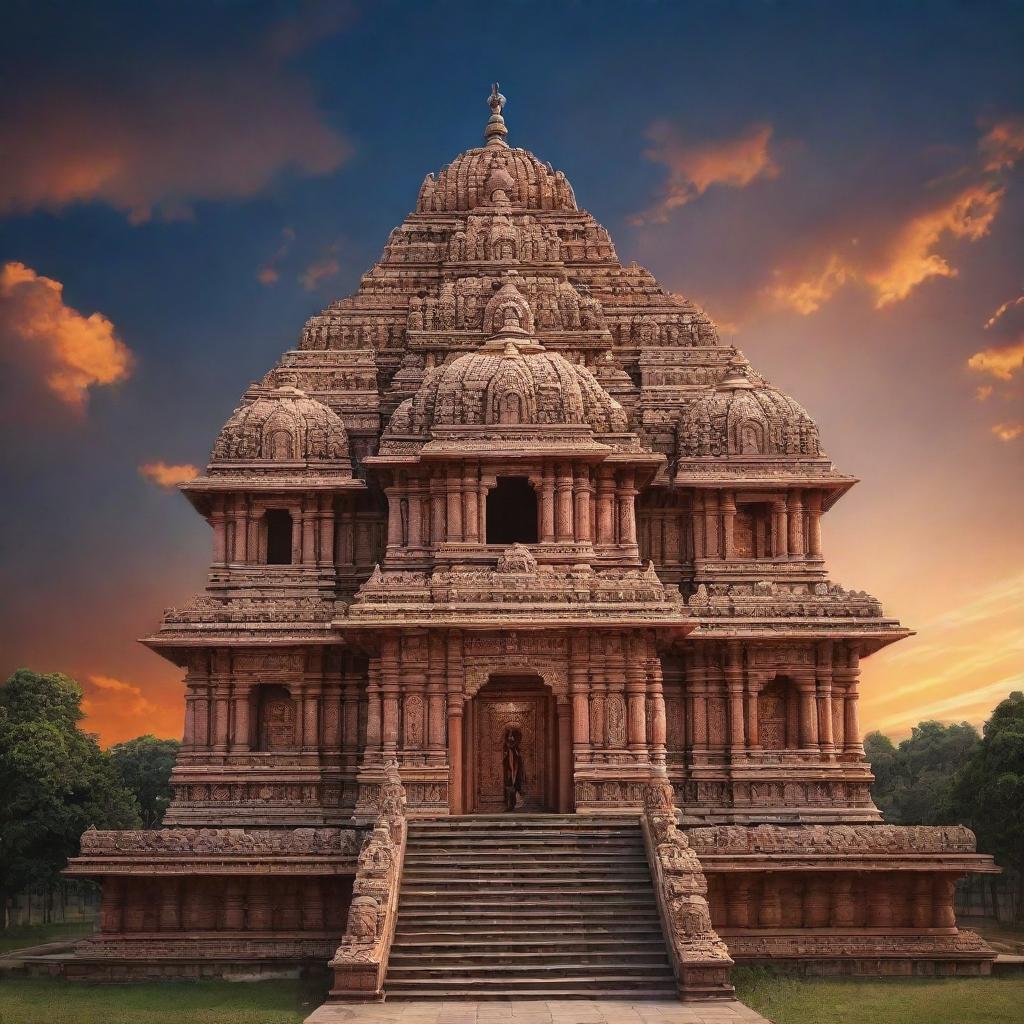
[391, 950, 671, 966]
[385, 986, 678, 1000]
[398, 894, 656, 908]
[403, 867, 652, 880]
[391, 935, 667, 950]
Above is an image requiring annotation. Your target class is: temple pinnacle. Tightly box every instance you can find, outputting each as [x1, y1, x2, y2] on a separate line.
[485, 82, 508, 146]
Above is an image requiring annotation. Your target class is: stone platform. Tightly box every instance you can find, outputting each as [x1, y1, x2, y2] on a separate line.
[304, 998, 769, 1024]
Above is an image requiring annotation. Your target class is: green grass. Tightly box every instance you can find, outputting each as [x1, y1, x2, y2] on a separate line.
[734, 967, 1024, 1024]
[0, 978, 326, 1024]
[0, 921, 97, 955]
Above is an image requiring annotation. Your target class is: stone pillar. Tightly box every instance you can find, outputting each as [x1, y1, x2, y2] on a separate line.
[462, 466, 479, 542]
[649, 652, 667, 766]
[868, 875, 895, 927]
[772, 498, 788, 558]
[302, 685, 320, 752]
[727, 875, 754, 928]
[100, 878, 124, 933]
[702, 490, 719, 558]
[626, 636, 647, 754]
[574, 468, 592, 543]
[427, 634, 447, 763]
[385, 486, 403, 551]
[816, 641, 835, 757]
[797, 676, 819, 752]
[232, 500, 249, 563]
[721, 490, 737, 560]
[807, 490, 823, 557]
[213, 682, 231, 754]
[380, 635, 400, 754]
[364, 660, 382, 758]
[744, 674, 761, 751]
[691, 491, 705, 558]
[788, 489, 805, 557]
[211, 496, 228, 565]
[539, 465, 556, 543]
[595, 467, 615, 545]
[843, 648, 864, 756]
[342, 671, 361, 756]
[246, 878, 273, 931]
[831, 874, 856, 927]
[446, 631, 464, 813]
[617, 470, 638, 550]
[406, 482, 423, 549]
[231, 682, 251, 752]
[911, 875, 934, 928]
[557, 702, 572, 812]
[759, 875, 783, 927]
[446, 466, 463, 542]
[318, 495, 335, 567]
[302, 497, 317, 564]
[570, 632, 590, 756]
[934, 876, 957, 928]
[430, 476, 446, 545]
[555, 463, 574, 541]
[725, 642, 745, 754]
[688, 650, 709, 756]
[803, 875, 831, 928]
[302, 877, 325, 931]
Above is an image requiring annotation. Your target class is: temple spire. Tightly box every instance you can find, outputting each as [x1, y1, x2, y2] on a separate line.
[485, 82, 508, 146]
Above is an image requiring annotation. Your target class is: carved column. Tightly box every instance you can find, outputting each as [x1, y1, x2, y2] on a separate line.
[246, 878, 273, 931]
[843, 647, 864, 756]
[868, 875, 895, 927]
[302, 684, 320, 752]
[721, 490, 737, 560]
[211, 496, 228, 565]
[380, 634, 400, 754]
[446, 465, 463, 542]
[342, 670, 361, 758]
[691, 491, 705, 558]
[807, 490, 823, 558]
[595, 466, 615, 545]
[727, 875, 754, 928]
[429, 475, 446, 545]
[617, 470, 638, 550]
[302, 877, 325, 931]
[539, 465, 555, 543]
[446, 631, 464, 813]
[407, 481, 424, 549]
[772, 498, 788, 558]
[744, 673, 761, 751]
[797, 675, 819, 752]
[557, 701, 572, 812]
[231, 681, 251, 752]
[934, 876, 957, 928]
[213, 681, 231, 754]
[803, 874, 831, 928]
[625, 636, 647, 754]
[385, 486, 403, 551]
[570, 632, 590, 757]
[830, 874, 856, 927]
[364, 660, 383, 759]
[911, 875, 934, 928]
[100, 878, 124, 933]
[555, 463, 574, 541]
[302, 496, 317, 564]
[788, 489, 805, 557]
[725, 641, 745, 754]
[574, 468, 592, 543]
[318, 494, 335, 567]
[702, 490, 719, 558]
[222, 878, 244, 931]
[231, 499, 249, 563]
[426, 634, 447, 763]
[462, 465, 479, 542]
[816, 641, 835, 757]
[688, 649, 709, 757]
[649, 650, 667, 766]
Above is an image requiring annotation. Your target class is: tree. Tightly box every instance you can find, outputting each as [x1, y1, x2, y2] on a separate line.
[865, 720, 980, 824]
[955, 691, 1024, 920]
[110, 735, 180, 827]
[0, 670, 140, 928]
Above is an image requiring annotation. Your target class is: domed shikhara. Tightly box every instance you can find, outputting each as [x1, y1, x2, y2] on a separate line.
[209, 372, 352, 474]
[676, 354, 823, 463]
[417, 85, 577, 213]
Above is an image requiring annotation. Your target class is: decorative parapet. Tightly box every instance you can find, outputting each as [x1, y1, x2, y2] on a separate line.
[688, 823, 978, 856]
[688, 581, 884, 619]
[640, 777, 735, 1000]
[328, 761, 407, 1001]
[65, 826, 360, 876]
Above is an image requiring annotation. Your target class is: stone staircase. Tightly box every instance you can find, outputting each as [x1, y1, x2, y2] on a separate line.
[385, 814, 677, 999]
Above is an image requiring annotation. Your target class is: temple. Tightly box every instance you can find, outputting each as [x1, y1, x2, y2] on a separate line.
[63, 86, 998, 998]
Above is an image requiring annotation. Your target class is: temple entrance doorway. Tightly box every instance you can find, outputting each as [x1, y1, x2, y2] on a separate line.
[463, 675, 562, 813]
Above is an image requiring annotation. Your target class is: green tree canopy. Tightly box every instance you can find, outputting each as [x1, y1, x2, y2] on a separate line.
[110, 734, 180, 827]
[865, 720, 980, 824]
[0, 670, 141, 925]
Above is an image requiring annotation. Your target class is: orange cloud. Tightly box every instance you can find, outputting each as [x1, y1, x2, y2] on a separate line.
[632, 121, 779, 224]
[139, 461, 199, 487]
[979, 115, 1024, 172]
[975, 384, 994, 401]
[992, 422, 1024, 441]
[985, 292, 1024, 330]
[967, 340, 1024, 381]
[81, 674, 169, 746]
[301, 251, 342, 292]
[257, 226, 296, 287]
[0, 48, 349, 222]
[0, 261, 133, 409]
[866, 183, 1004, 308]
[763, 254, 853, 316]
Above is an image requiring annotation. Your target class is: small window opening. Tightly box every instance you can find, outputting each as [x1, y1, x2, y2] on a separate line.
[486, 477, 538, 545]
[265, 509, 293, 565]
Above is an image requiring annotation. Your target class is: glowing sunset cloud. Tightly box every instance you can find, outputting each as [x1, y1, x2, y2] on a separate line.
[139, 462, 200, 488]
[0, 261, 133, 408]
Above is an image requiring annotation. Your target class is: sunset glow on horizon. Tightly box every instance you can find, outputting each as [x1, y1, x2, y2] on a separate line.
[1, 2, 1020, 748]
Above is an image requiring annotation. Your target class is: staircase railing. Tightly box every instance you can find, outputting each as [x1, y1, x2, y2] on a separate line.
[328, 760, 407, 1001]
[640, 775, 736, 1000]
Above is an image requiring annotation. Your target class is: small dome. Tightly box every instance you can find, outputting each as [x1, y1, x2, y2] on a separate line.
[211, 372, 351, 466]
[676, 354, 822, 459]
[416, 87, 577, 213]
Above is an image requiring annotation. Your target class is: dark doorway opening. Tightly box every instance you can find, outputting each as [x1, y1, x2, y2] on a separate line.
[265, 509, 293, 565]
[486, 477, 538, 545]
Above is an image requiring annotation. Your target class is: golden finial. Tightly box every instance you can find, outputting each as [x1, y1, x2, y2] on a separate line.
[485, 82, 508, 146]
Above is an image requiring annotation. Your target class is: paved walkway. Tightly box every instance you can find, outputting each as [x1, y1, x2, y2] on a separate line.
[304, 999, 769, 1024]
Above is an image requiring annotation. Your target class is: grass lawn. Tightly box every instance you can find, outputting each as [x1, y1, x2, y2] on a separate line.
[0, 921, 97, 956]
[0, 977, 326, 1024]
[734, 966, 1024, 1024]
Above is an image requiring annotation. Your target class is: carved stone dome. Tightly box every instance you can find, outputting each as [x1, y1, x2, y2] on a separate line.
[211, 372, 351, 466]
[388, 331, 628, 438]
[676, 354, 822, 459]
[416, 85, 577, 213]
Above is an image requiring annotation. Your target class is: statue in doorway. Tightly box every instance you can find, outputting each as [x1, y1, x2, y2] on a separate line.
[502, 727, 524, 811]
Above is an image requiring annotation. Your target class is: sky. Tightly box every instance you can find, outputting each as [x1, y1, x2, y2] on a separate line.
[0, 0, 1021, 747]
